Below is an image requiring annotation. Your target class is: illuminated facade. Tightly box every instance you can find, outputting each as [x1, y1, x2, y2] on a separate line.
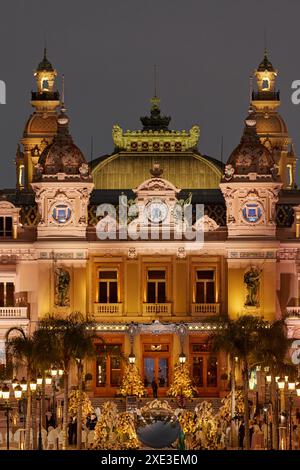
[1, 50, 300, 398]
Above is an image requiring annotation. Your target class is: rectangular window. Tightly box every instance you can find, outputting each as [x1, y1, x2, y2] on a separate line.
[0, 217, 13, 238]
[196, 269, 216, 303]
[98, 270, 118, 303]
[207, 356, 218, 387]
[192, 356, 204, 387]
[0, 282, 15, 307]
[147, 269, 166, 303]
[96, 344, 122, 388]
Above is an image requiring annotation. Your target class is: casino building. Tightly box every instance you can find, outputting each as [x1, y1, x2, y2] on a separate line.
[1, 49, 300, 398]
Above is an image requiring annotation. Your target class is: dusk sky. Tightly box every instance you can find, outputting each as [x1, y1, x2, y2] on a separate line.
[0, 0, 300, 188]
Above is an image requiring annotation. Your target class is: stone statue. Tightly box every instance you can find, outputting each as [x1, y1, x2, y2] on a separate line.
[244, 266, 261, 307]
[55, 267, 70, 307]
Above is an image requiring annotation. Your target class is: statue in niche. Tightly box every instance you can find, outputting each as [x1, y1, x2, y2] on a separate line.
[244, 266, 261, 307]
[55, 267, 70, 307]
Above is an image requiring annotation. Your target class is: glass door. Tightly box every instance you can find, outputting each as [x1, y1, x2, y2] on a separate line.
[143, 356, 169, 395]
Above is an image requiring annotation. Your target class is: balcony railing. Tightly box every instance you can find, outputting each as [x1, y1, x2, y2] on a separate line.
[93, 303, 123, 316]
[191, 303, 220, 316]
[142, 303, 172, 316]
[252, 90, 280, 101]
[0, 307, 28, 318]
[286, 306, 300, 318]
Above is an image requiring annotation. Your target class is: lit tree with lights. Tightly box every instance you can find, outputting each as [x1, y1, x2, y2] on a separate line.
[167, 362, 197, 404]
[119, 364, 146, 397]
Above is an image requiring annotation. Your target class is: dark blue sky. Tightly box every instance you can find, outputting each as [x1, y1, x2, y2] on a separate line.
[0, 0, 299, 188]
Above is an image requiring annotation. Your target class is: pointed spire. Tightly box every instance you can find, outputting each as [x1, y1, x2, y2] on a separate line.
[37, 47, 54, 72]
[57, 74, 70, 137]
[257, 48, 275, 72]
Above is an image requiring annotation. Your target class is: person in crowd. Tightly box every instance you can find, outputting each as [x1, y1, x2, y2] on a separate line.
[238, 420, 245, 450]
[151, 378, 158, 398]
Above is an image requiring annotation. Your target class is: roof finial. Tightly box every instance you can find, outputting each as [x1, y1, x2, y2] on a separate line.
[61, 73, 65, 110]
[151, 64, 160, 110]
[154, 64, 158, 98]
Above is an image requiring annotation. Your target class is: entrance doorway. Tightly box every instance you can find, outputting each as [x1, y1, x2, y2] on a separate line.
[190, 341, 219, 396]
[141, 335, 172, 397]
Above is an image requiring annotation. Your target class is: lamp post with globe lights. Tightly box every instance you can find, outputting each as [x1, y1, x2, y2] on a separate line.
[178, 350, 186, 408]
[0, 382, 23, 450]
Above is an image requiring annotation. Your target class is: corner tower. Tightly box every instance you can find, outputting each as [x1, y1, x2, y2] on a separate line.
[17, 49, 60, 190]
[31, 100, 94, 239]
[249, 50, 297, 188]
[220, 113, 282, 238]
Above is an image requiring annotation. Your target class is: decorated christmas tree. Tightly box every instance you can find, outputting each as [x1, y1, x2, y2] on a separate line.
[167, 362, 197, 400]
[93, 401, 139, 450]
[68, 389, 94, 420]
[216, 390, 244, 424]
[119, 364, 146, 398]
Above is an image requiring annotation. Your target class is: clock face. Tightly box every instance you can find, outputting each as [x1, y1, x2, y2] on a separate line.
[146, 200, 168, 223]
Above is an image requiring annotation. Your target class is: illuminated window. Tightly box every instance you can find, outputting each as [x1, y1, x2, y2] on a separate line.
[195, 270, 215, 303]
[242, 203, 262, 223]
[52, 204, 71, 224]
[147, 269, 166, 303]
[42, 78, 49, 90]
[262, 78, 270, 90]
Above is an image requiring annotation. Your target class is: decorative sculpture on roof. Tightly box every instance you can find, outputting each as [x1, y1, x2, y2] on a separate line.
[244, 266, 261, 307]
[55, 267, 70, 307]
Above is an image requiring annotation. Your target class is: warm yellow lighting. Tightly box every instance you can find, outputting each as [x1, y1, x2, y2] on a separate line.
[30, 379, 37, 392]
[288, 381, 296, 391]
[285, 375, 289, 382]
[266, 375, 272, 383]
[37, 374, 43, 386]
[45, 374, 52, 385]
[20, 377, 27, 392]
[2, 384, 10, 400]
[51, 366, 58, 377]
[12, 377, 19, 389]
[58, 369, 64, 376]
[278, 377, 285, 389]
[14, 385, 22, 400]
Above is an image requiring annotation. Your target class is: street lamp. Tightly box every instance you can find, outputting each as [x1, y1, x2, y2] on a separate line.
[179, 351, 186, 365]
[128, 352, 136, 365]
[1, 383, 23, 450]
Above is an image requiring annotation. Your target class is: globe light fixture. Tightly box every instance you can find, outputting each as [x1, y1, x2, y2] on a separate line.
[266, 374, 272, 383]
[20, 377, 27, 392]
[11, 377, 19, 389]
[37, 373, 43, 386]
[30, 379, 37, 392]
[2, 384, 10, 400]
[45, 374, 52, 385]
[128, 352, 136, 365]
[14, 385, 22, 400]
[179, 352, 186, 364]
[51, 366, 58, 377]
[288, 380, 296, 391]
[278, 377, 285, 389]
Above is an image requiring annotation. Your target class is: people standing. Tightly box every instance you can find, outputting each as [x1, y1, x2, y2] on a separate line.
[151, 378, 158, 398]
[238, 421, 245, 450]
